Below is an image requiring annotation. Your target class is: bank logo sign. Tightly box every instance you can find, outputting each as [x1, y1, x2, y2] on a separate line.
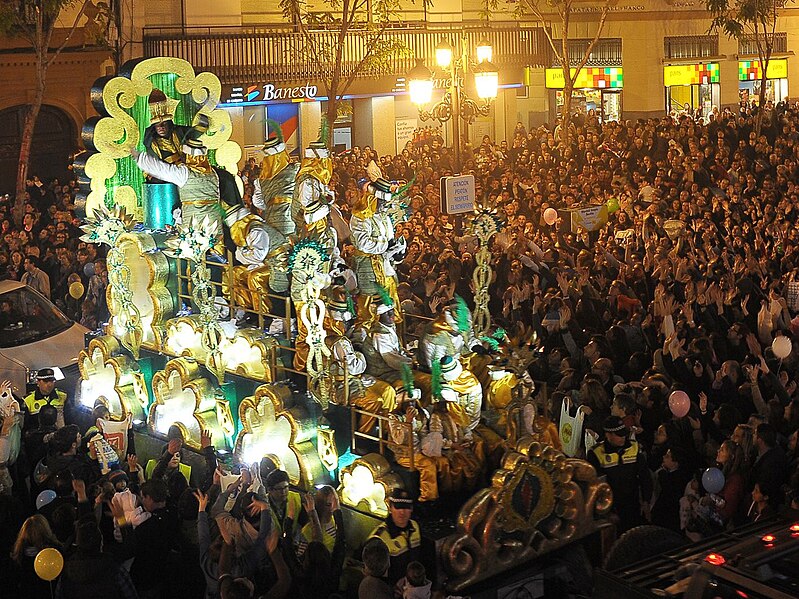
[224, 83, 319, 104]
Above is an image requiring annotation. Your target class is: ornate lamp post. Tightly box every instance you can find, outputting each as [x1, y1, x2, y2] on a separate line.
[407, 35, 499, 173]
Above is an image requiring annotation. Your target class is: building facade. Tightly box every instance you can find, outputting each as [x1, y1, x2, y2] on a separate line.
[2, 0, 799, 184]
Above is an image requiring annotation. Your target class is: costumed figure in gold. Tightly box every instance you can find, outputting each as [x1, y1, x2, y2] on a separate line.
[133, 128, 233, 248]
[252, 119, 299, 238]
[427, 366, 482, 494]
[291, 127, 340, 370]
[361, 295, 413, 385]
[221, 204, 291, 312]
[350, 161, 406, 329]
[142, 92, 241, 224]
[388, 401, 449, 503]
[325, 287, 396, 433]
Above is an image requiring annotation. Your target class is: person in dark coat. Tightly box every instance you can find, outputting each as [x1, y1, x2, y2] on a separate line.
[111, 478, 178, 599]
[751, 423, 788, 500]
[651, 447, 692, 532]
[55, 520, 138, 599]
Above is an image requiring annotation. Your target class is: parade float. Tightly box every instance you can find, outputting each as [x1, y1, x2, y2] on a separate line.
[73, 56, 613, 593]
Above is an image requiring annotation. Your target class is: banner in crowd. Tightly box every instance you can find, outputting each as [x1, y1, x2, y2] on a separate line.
[570, 204, 609, 232]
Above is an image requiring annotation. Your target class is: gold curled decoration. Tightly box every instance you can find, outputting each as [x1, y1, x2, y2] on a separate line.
[338, 453, 405, 518]
[107, 246, 143, 359]
[234, 384, 325, 489]
[107, 232, 175, 354]
[472, 245, 492, 338]
[148, 357, 224, 450]
[468, 211, 502, 338]
[439, 436, 612, 592]
[83, 56, 242, 218]
[316, 425, 338, 472]
[302, 298, 331, 379]
[77, 336, 148, 421]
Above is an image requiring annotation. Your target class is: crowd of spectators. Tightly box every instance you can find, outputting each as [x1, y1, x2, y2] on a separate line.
[0, 177, 109, 328]
[5, 98, 799, 598]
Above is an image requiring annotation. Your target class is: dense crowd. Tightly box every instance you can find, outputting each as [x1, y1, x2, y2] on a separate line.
[4, 99, 799, 599]
[0, 178, 109, 328]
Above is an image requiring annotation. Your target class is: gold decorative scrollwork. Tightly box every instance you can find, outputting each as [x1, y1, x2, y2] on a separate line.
[439, 437, 612, 591]
[234, 384, 325, 489]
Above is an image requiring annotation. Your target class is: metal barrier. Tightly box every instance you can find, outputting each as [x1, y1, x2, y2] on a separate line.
[350, 406, 415, 471]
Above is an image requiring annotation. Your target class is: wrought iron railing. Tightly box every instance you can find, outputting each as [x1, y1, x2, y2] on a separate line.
[738, 32, 788, 56]
[549, 38, 623, 67]
[664, 34, 719, 60]
[143, 23, 549, 84]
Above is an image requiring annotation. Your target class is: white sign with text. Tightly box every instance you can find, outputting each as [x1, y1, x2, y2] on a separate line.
[441, 175, 476, 215]
[395, 118, 417, 154]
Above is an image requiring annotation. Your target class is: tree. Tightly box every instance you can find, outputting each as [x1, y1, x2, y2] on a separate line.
[0, 0, 93, 221]
[280, 0, 416, 144]
[706, 0, 782, 134]
[514, 0, 613, 148]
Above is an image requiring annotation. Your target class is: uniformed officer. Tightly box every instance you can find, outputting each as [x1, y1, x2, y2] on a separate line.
[587, 415, 653, 533]
[368, 488, 435, 587]
[24, 368, 66, 430]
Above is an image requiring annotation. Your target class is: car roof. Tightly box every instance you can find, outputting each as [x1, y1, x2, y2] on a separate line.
[0, 280, 25, 294]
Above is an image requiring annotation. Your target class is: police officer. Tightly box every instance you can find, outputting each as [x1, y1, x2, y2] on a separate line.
[588, 415, 653, 533]
[24, 368, 66, 430]
[368, 488, 435, 587]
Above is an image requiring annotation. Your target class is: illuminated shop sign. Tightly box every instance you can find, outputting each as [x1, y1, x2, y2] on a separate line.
[224, 83, 319, 104]
[545, 67, 624, 89]
[663, 63, 719, 86]
[738, 59, 788, 81]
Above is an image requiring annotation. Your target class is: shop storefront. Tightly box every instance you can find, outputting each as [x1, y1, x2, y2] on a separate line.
[545, 67, 623, 123]
[739, 58, 788, 106]
[664, 63, 720, 120]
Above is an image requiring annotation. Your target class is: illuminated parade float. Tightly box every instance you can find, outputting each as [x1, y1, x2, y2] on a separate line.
[74, 56, 612, 592]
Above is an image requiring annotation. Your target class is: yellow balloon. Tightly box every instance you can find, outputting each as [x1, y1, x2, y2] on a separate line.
[69, 281, 85, 300]
[34, 547, 64, 581]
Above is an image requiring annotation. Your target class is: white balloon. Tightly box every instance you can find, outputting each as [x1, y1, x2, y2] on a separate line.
[772, 336, 792, 359]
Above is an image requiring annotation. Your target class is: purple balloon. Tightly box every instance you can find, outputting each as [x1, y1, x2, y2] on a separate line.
[668, 390, 690, 418]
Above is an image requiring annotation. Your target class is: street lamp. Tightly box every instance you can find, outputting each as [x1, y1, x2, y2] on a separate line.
[408, 59, 434, 106]
[407, 35, 499, 173]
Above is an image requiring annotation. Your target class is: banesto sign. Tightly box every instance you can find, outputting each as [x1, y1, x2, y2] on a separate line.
[225, 82, 319, 103]
[263, 83, 318, 101]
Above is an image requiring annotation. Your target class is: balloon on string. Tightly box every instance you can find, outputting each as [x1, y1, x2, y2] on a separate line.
[68, 281, 84, 300]
[543, 208, 558, 226]
[668, 390, 690, 418]
[607, 197, 620, 214]
[702, 467, 725, 494]
[772, 336, 792, 360]
[34, 547, 63, 581]
[36, 489, 56, 511]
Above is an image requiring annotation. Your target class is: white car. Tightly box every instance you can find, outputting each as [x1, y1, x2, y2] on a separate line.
[0, 280, 89, 396]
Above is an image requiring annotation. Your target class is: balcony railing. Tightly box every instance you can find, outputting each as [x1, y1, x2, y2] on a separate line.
[738, 32, 788, 56]
[142, 23, 549, 85]
[664, 35, 719, 60]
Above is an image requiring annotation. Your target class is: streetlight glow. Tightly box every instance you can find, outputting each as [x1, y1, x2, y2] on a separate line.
[435, 39, 454, 70]
[407, 59, 434, 106]
[473, 60, 499, 100]
[476, 38, 493, 64]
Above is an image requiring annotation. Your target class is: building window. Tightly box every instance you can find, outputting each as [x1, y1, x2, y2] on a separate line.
[738, 32, 787, 56]
[564, 38, 623, 67]
[664, 35, 719, 60]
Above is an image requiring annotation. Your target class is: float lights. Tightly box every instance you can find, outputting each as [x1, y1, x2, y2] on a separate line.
[704, 553, 726, 566]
